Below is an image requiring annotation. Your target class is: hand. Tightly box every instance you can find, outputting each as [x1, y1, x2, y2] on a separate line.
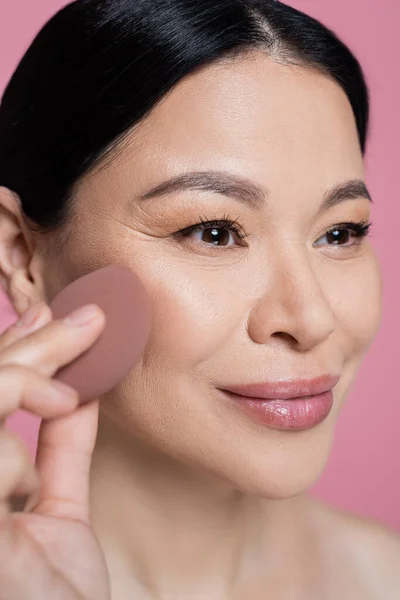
[0, 301, 111, 600]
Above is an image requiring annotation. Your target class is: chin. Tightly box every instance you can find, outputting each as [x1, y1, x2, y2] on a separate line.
[225, 462, 327, 500]
[199, 420, 337, 500]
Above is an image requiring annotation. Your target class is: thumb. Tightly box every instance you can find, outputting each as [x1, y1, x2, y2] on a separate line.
[25, 399, 99, 524]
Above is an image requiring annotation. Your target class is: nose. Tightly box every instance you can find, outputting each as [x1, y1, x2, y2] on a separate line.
[247, 254, 336, 352]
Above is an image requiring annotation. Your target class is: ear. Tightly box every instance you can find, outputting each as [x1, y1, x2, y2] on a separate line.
[0, 186, 45, 317]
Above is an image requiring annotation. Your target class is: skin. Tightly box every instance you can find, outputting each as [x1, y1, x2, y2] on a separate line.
[0, 51, 399, 598]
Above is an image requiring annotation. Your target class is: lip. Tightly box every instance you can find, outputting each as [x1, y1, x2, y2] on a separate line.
[219, 389, 335, 430]
[221, 374, 340, 400]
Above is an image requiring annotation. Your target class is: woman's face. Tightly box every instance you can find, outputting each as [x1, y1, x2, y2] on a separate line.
[43, 52, 382, 498]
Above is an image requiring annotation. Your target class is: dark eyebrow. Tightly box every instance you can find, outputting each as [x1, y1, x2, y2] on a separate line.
[319, 179, 372, 212]
[136, 170, 372, 210]
[137, 171, 265, 209]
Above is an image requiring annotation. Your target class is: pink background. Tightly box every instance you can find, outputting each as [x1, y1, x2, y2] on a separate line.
[0, 1, 399, 530]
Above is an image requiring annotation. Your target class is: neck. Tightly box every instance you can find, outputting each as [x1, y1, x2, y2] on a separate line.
[89, 413, 310, 599]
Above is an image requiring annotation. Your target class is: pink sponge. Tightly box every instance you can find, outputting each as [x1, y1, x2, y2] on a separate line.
[50, 265, 152, 404]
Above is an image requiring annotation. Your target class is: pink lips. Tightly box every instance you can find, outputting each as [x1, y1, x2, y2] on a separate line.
[219, 374, 340, 430]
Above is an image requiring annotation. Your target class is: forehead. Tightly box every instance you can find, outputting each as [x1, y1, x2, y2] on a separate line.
[95, 52, 364, 204]
[136, 53, 360, 152]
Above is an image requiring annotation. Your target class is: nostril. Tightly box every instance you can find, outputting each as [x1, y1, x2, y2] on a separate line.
[270, 331, 298, 346]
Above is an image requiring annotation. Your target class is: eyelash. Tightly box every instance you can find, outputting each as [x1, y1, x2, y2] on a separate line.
[175, 214, 249, 243]
[315, 220, 372, 247]
[175, 215, 372, 248]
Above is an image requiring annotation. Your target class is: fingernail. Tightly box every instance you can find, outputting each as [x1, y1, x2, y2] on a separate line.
[63, 304, 102, 327]
[17, 302, 44, 328]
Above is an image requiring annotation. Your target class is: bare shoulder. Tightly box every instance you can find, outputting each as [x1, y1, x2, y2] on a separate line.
[305, 495, 400, 598]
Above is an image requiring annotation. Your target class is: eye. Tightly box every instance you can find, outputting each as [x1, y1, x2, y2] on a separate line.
[174, 217, 372, 251]
[314, 221, 372, 247]
[175, 215, 250, 248]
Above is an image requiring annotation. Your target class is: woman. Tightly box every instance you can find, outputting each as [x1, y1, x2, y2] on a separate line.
[0, 0, 398, 598]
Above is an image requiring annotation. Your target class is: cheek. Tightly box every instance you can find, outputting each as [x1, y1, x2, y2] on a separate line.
[100, 262, 252, 442]
[326, 251, 382, 354]
[143, 264, 248, 368]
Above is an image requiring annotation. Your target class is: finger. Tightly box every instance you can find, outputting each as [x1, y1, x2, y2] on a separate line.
[0, 365, 79, 421]
[28, 399, 100, 524]
[0, 305, 105, 378]
[0, 432, 38, 503]
[0, 302, 52, 353]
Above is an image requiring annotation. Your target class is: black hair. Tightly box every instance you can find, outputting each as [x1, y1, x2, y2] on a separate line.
[0, 0, 370, 243]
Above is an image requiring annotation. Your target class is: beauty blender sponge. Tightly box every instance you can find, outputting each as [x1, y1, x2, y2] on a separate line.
[49, 264, 152, 404]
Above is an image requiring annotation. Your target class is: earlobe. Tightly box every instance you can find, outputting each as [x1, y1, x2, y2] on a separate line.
[6, 270, 37, 315]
